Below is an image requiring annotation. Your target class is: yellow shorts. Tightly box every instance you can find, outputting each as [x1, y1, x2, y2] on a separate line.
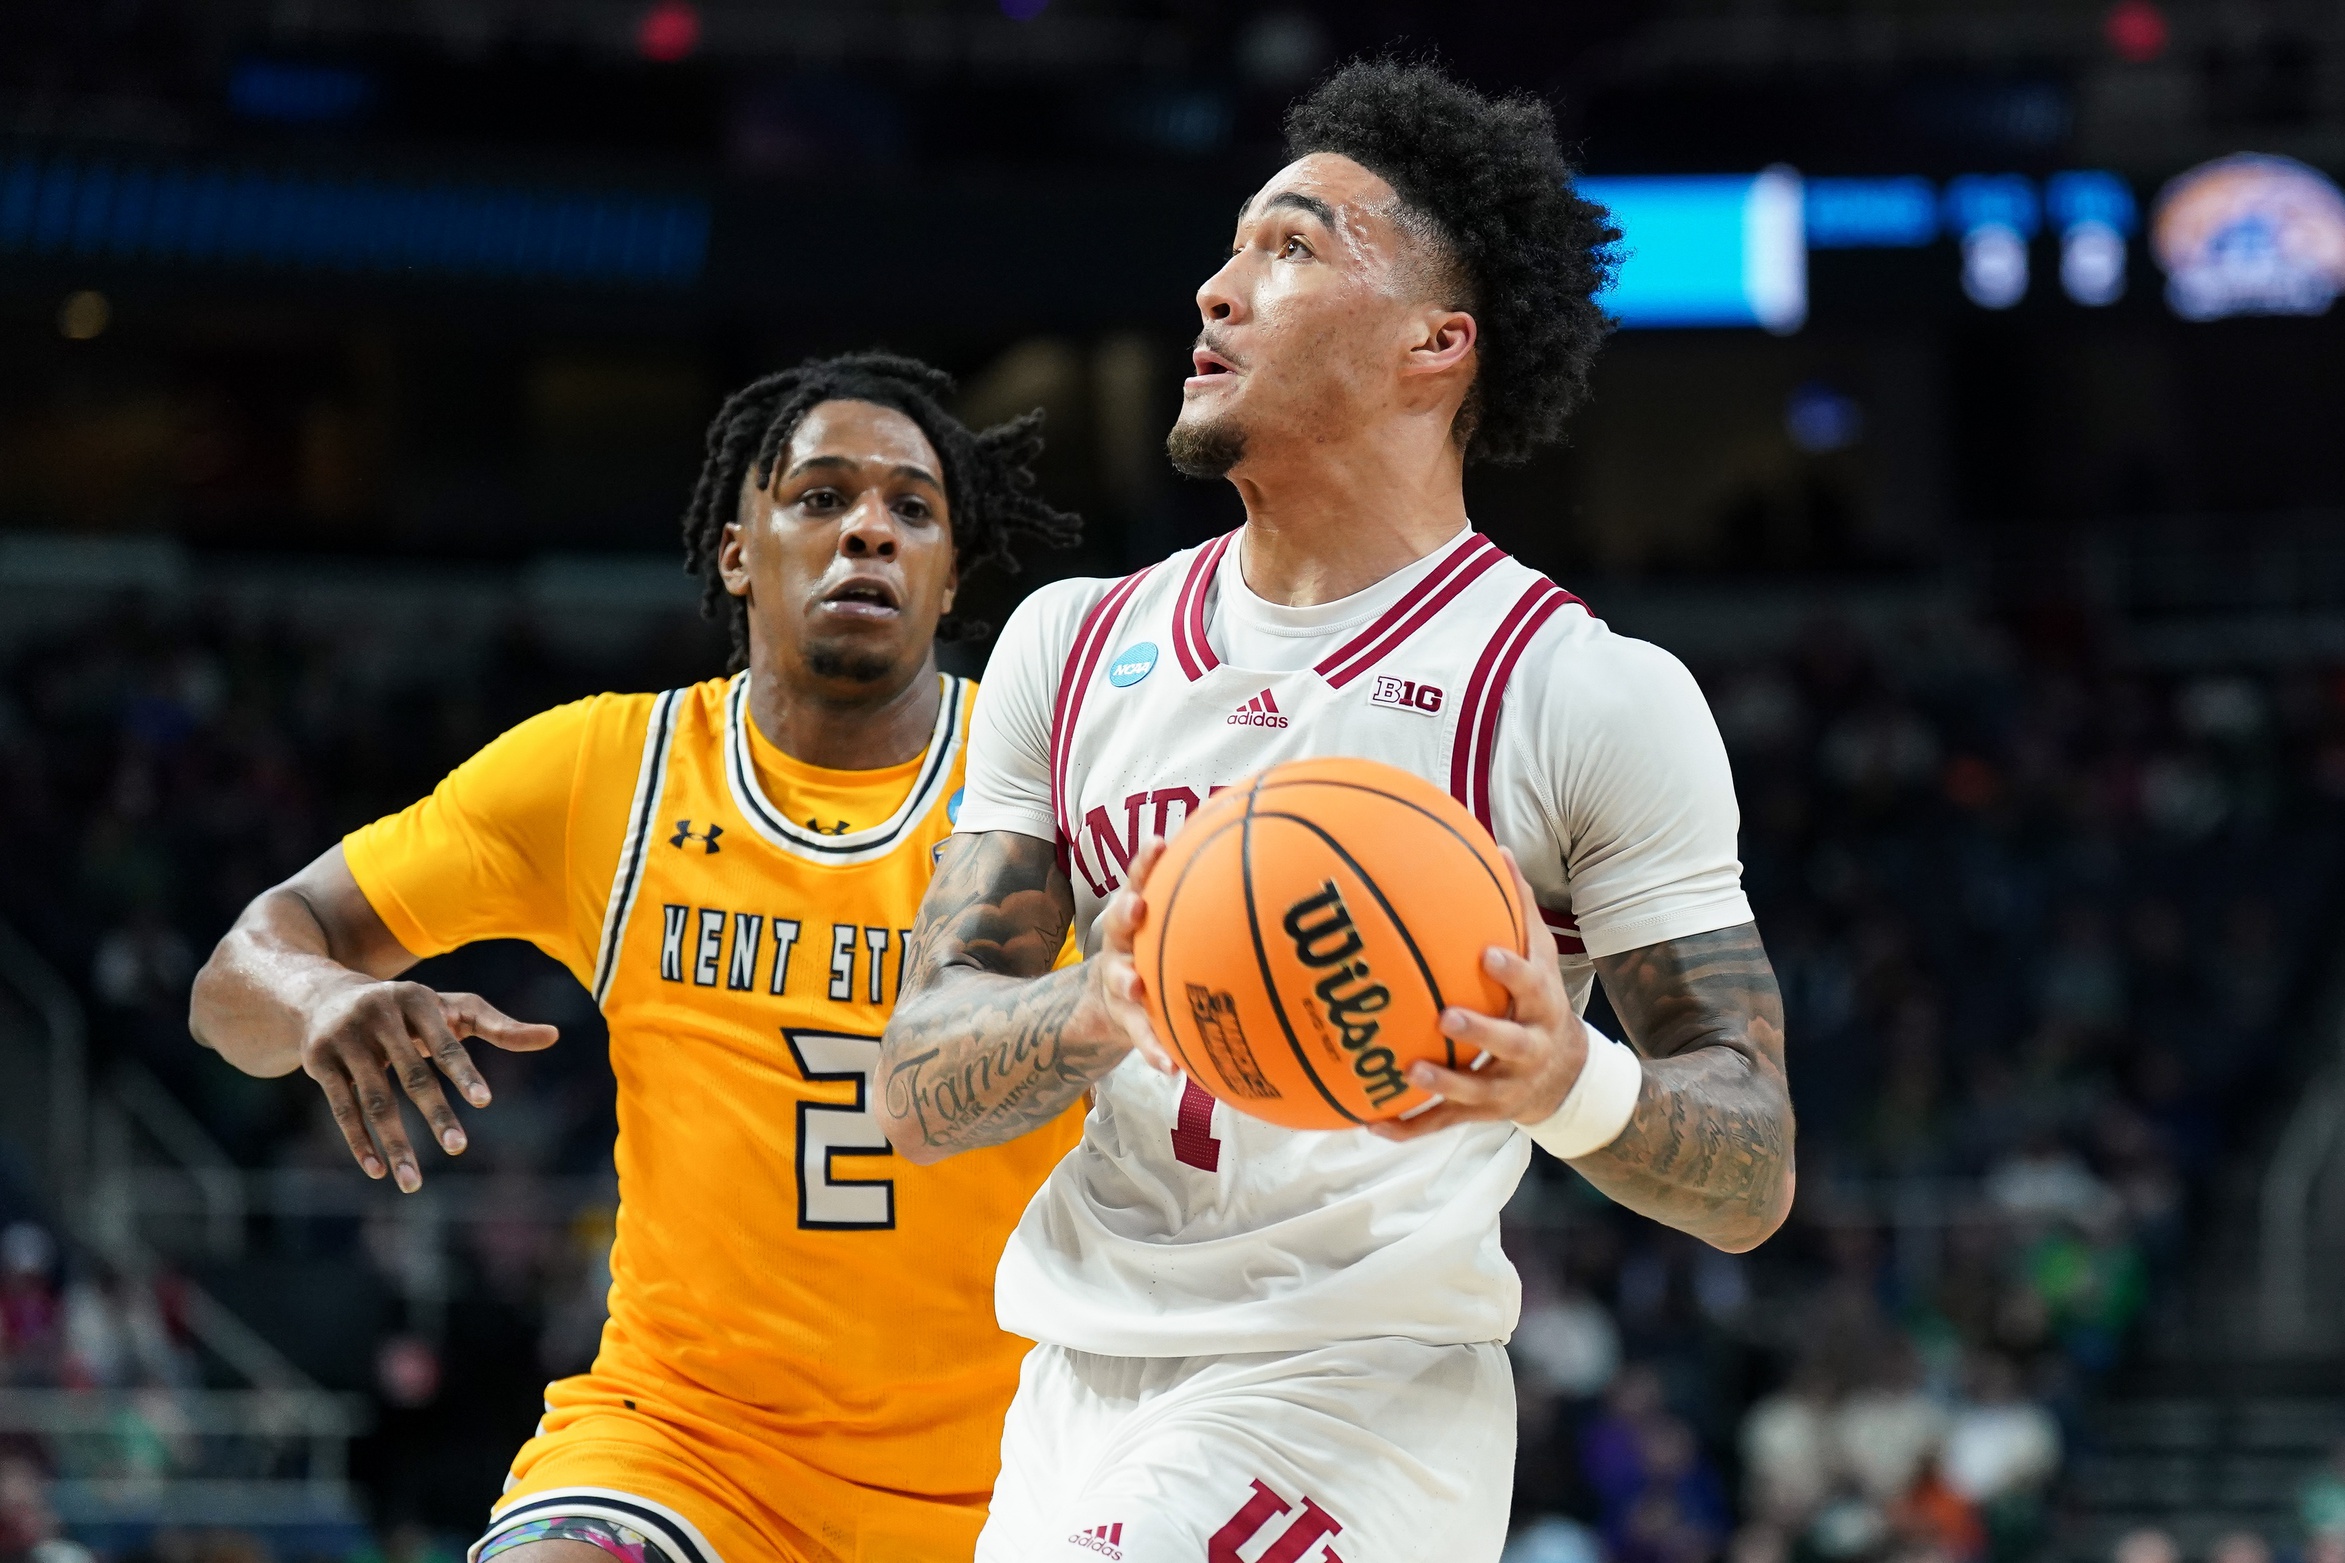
[472, 1376, 991, 1563]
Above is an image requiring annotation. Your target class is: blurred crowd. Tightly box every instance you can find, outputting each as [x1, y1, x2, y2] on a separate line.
[3, 585, 2345, 1562]
[1498, 605, 2345, 1563]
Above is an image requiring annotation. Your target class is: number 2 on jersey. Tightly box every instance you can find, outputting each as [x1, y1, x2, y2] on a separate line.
[1171, 1076, 1223, 1171]
[784, 1030, 896, 1229]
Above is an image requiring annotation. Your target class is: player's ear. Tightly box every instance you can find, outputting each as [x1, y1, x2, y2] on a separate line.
[717, 517, 752, 599]
[1406, 307, 1477, 378]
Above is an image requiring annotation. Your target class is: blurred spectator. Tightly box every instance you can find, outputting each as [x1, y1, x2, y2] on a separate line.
[2208, 1532, 2272, 1563]
[1503, 1515, 1604, 1563]
[2111, 1527, 2179, 1563]
[1940, 1355, 2059, 1562]
[1836, 1339, 1945, 1509]
[0, 1459, 92, 1563]
[2301, 1439, 2345, 1540]
[1740, 1358, 1840, 1531]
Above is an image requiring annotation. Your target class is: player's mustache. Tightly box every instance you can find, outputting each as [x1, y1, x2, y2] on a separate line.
[1192, 333, 1244, 370]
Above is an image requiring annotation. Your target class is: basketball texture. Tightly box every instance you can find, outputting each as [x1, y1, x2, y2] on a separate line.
[1132, 756, 1527, 1130]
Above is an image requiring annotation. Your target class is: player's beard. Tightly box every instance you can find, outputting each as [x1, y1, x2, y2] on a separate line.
[1166, 409, 1246, 479]
[806, 642, 897, 684]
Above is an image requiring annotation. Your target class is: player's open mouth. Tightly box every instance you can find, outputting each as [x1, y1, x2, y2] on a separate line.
[818, 579, 901, 621]
[1186, 347, 1239, 389]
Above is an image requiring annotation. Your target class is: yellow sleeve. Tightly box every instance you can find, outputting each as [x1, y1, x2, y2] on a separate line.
[343, 694, 650, 981]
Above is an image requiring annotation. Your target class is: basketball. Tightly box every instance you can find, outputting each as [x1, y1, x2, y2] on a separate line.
[1132, 756, 1529, 1130]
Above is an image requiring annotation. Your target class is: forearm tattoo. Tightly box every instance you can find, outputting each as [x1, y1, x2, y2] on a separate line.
[1580, 923, 1794, 1250]
[880, 832, 1124, 1157]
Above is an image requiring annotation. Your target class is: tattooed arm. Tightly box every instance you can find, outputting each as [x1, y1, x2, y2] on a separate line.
[1373, 853, 1792, 1253]
[879, 830, 1170, 1164]
[1574, 924, 1792, 1251]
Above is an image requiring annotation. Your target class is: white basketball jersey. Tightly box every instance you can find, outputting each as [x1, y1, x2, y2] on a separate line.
[963, 527, 1753, 1358]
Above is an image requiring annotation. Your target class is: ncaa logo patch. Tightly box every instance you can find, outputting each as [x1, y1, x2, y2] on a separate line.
[1107, 642, 1159, 688]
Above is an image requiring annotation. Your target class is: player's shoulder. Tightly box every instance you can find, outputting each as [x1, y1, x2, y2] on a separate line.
[1508, 589, 1707, 723]
[512, 679, 729, 760]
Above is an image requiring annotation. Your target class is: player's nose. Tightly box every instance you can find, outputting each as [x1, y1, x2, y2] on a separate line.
[1195, 254, 1243, 325]
[838, 494, 898, 557]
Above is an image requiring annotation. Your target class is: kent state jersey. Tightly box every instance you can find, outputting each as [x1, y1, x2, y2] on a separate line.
[344, 672, 1082, 1501]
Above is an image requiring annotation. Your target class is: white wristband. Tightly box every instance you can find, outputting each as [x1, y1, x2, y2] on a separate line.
[1521, 1027, 1642, 1161]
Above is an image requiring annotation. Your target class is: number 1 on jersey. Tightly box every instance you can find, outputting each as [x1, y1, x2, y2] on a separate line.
[1171, 1076, 1222, 1171]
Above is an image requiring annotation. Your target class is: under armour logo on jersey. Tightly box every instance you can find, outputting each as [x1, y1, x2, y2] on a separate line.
[1207, 1479, 1345, 1563]
[1226, 688, 1289, 729]
[1369, 674, 1444, 715]
[669, 820, 724, 853]
[804, 817, 850, 836]
[1066, 1522, 1124, 1558]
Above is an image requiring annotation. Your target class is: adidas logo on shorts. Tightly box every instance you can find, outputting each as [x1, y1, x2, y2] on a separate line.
[1227, 689, 1289, 728]
[1067, 1521, 1124, 1558]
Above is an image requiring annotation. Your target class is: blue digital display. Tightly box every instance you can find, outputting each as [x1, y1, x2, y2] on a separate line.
[1942, 173, 2041, 238]
[1581, 170, 1806, 332]
[0, 151, 709, 287]
[1806, 177, 1940, 248]
[2046, 170, 2138, 236]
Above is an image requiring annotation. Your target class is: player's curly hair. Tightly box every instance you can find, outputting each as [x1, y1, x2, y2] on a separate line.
[680, 351, 1082, 672]
[1283, 59, 1620, 464]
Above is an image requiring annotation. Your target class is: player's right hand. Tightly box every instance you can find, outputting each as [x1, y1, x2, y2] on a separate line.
[1092, 836, 1178, 1075]
[299, 980, 558, 1192]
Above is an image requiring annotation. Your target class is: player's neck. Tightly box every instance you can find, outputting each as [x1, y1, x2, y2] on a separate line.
[1227, 431, 1470, 607]
[744, 653, 942, 772]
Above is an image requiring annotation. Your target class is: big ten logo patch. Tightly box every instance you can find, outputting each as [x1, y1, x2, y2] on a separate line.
[1369, 676, 1443, 716]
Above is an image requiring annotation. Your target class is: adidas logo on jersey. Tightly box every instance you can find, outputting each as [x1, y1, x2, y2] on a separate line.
[1227, 689, 1289, 728]
[1068, 1521, 1124, 1558]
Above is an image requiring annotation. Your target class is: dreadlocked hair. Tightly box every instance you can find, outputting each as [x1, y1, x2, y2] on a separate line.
[679, 350, 1083, 673]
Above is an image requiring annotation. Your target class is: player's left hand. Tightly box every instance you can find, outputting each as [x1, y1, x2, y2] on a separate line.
[1367, 849, 1588, 1141]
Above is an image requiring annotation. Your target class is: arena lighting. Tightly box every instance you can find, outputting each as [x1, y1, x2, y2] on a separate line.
[635, 0, 701, 63]
[2152, 153, 2345, 321]
[1579, 168, 1806, 332]
[2046, 170, 2137, 306]
[1943, 173, 2039, 309]
[2105, 0, 2170, 64]
[0, 152, 709, 287]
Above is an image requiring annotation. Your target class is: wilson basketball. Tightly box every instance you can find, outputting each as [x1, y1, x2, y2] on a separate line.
[1132, 756, 1528, 1130]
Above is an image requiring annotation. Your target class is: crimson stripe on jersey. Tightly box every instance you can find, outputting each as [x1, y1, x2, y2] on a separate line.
[1315, 533, 1503, 687]
[1172, 531, 1235, 680]
[1447, 580, 1553, 809]
[1050, 569, 1153, 853]
[1541, 905, 1587, 956]
[1466, 585, 1573, 827]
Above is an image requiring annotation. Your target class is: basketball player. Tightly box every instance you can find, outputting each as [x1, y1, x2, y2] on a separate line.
[190, 355, 1084, 1563]
[878, 63, 1795, 1562]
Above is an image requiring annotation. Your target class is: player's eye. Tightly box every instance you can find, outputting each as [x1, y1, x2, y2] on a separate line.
[1280, 234, 1313, 260]
[894, 496, 933, 524]
[800, 487, 843, 512]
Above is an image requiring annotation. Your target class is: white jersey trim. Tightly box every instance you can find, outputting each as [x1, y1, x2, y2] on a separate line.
[591, 687, 683, 1007]
[722, 670, 966, 866]
[474, 1486, 725, 1563]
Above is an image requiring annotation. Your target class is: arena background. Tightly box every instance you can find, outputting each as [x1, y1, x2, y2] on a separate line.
[4, 2, 2345, 1562]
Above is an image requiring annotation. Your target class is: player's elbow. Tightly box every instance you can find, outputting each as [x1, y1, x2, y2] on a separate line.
[1703, 1155, 1796, 1254]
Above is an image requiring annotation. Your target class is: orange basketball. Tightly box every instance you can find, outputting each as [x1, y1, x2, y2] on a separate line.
[1132, 756, 1527, 1130]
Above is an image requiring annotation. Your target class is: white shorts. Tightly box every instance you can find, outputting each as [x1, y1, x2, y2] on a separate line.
[977, 1336, 1516, 1563]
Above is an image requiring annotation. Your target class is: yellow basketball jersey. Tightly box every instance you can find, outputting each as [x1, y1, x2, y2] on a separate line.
[346, 671, 1079, 1504]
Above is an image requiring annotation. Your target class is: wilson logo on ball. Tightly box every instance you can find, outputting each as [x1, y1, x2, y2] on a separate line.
[1282, 882, 1408, 1107]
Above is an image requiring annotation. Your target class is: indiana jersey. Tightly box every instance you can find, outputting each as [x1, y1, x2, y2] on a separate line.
[344, 671, 1083, 1521]
[954, 528, 1751, 1358]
